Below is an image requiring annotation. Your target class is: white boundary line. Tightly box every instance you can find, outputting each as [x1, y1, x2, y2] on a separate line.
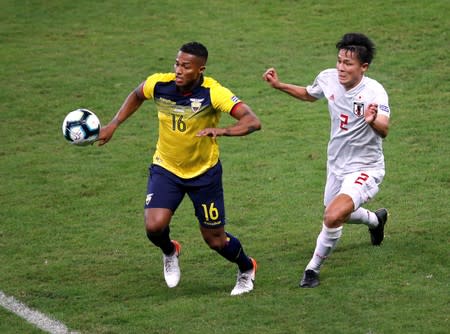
[0, 291, 79, 334]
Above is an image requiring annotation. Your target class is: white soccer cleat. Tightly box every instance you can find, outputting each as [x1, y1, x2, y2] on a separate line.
[230, 257, 257, 296]
[163, 240, 181, 288]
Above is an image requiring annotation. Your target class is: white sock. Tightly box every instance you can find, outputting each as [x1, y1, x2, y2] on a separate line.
[348, 207, 378, 228]
[306, 224, 343, 273]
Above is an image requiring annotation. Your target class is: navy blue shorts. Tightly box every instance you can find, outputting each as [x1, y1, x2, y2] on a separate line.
[144, 162, 226, 228]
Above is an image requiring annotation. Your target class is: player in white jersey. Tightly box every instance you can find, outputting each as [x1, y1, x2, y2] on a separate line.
[262, 33, 390, 287]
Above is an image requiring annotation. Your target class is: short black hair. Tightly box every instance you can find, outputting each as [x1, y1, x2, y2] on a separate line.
[180, 42, 208, 62]
[336, 33, 376, 64]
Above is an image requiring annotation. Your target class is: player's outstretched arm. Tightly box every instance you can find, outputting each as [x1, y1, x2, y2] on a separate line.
[196, 103, 261, 138]
[262, 67, 317, 102]
[97, 84, 146, 146]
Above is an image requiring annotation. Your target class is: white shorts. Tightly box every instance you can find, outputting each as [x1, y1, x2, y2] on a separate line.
[324, 170, 385, 209]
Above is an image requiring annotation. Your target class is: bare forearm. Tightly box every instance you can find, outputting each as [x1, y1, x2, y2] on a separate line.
[369, 115, 389, 138]
[263, 68, 316, 102]
[97, 90, 145, 146]
[110, 91, 145, 127]
[223, 114, 261, 136]
[275, 83, 316, 102]
[196, 103, 261, 138]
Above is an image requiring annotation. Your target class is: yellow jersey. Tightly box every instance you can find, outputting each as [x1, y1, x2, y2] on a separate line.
[142, 73, 241, 178]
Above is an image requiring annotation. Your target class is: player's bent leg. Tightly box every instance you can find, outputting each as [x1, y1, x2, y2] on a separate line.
[200, 227, 253, 271]
[301, 195, 350, 288]
[145, 208, 174, 254]
[323, 194, 354, 228]
[145, 208, 181, 288]
[339, 171, 386, 244]
[301, 223, 342, 288]
[200, 226, 256, 295]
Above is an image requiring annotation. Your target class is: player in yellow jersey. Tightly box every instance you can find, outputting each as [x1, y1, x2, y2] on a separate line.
[98, 42, 261, 295]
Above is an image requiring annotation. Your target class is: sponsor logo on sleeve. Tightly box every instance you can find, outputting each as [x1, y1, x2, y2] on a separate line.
[379, 104, 390, 113]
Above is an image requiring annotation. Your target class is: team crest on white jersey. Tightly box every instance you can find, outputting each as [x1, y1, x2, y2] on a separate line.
[190, 98, 204, 113]
[353, 102, 365, 117]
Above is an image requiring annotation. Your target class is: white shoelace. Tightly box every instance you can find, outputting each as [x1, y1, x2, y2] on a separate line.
[164, 255, 178, 273]
[235, 272, 252, 287]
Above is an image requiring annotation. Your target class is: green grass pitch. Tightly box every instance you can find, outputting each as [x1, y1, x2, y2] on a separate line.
[0, 1, 449, 333]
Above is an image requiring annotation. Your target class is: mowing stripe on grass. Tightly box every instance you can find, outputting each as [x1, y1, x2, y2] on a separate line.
[0, 291, 79, 334]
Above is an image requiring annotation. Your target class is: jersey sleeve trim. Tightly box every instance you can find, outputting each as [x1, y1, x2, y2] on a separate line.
[230, 102, 243, 117]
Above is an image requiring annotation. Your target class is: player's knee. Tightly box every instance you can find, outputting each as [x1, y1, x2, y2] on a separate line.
[145, 224, 161, 236]
[144, 209, 171, 233]
[200, 225, 227, 251]
[202, 233, 227, 251]
[323, 209, 345, 228]
[202, 237, 221, 251]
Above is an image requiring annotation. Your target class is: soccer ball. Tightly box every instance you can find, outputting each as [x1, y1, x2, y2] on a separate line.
[62, 108, 101, 146]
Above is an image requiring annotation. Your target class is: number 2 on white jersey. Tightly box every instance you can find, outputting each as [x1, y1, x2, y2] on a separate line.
[354, 172, 369, 185]
[340, 114, 349, 131]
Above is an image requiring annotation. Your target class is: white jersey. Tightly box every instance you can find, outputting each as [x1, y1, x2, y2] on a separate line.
[306, 68, 390, 176]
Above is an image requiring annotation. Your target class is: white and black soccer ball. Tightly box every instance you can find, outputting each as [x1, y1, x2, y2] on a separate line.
[62, 108, 101, 146]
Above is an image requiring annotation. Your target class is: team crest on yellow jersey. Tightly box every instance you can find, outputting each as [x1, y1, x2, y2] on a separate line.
[190, 98, 204, 113]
